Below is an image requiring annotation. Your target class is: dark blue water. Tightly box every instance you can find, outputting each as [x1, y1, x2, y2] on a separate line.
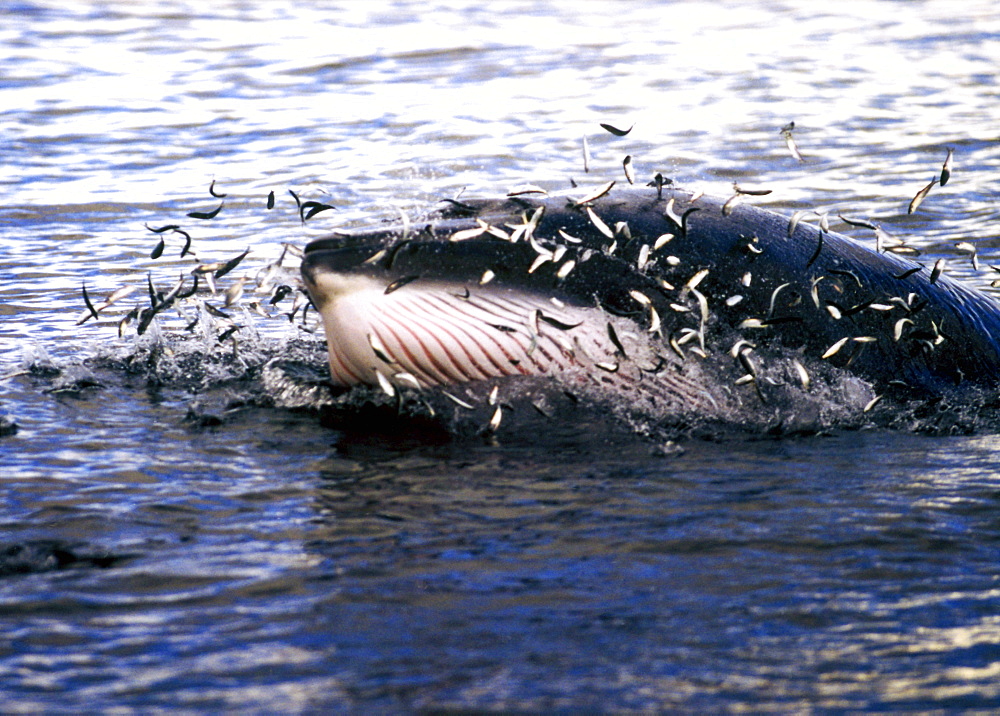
[5, 1, 1000, 711]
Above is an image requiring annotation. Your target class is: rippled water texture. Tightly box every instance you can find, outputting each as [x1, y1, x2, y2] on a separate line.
[4, 1, 1000, 711]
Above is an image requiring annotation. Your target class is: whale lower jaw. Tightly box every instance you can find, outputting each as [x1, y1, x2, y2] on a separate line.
[304, 268, 722, 414]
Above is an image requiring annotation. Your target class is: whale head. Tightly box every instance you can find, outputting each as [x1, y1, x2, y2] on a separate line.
[301, 185, 1000, 431]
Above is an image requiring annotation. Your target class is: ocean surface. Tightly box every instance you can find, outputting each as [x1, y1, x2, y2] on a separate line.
[4, 1, 1000, 711]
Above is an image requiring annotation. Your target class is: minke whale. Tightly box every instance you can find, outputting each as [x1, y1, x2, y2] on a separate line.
[300, 183, 1000, 428]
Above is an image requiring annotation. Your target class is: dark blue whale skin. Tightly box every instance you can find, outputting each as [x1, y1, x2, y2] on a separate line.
[302, 185, 1000, 397]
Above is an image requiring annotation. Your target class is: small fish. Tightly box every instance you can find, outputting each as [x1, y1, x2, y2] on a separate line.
[575, 180, 616, 206]
[595, 361, 619, 373]
[118, 306, 139, 337]
[737, 353, 758, 382]
[487, 405, 503, 432]
[145, 223, 180, 234]
[781, 125, 806, 162]
[623, 155, 635, 185]
[537, 313, 583, 331]
[767, 282, 791, 317]
[648, 306, 662, 335]
[893, 266, 922, 280]
[668, 336, 685, 360]
[636, 244, 650, 271]
[792, 359, 811, 391]
[940, 148, 954, 186]
[103, 285, 138, 308]
[487, 385, 499, 406]
[556, 260, 576, 279]
[187, 202, 224, 220]
[955, 241, 979, 271]
[838, 214, 878, 231]
[267, 190, 275, 209]
[647, 173, 671, 199]
[787, 210, 813, 238]
[300, 201, 336, 222]
[809, 275, 826, 308]
[722, 194, 741, 217]
[146, 272, 158, 308]
[507, 185, 548, 196]
[582, 135, 591, 173]
[600, 122, 633, 137]
[681, 207, 700, 236]
[375, 370, 395, 398]
[209, 179, 227, 198]
[874, 226, 895, 254]
[394, 372, 422, 390]
[640, 356, 668, 374]
[653, 233, 674, 250]
[81, 282, 99, 321]
[729, 339, 756, 359]
[806, 230, 824, 268]
[893, 317, 913, 341]
[827, 268, 863, 288]
[733, 183, 772, 196]
[440, 197, 478, 216]
[908, 178, 938, 214]
[205, 303, 230, 319]
[528, 254, 551, 274]
[269, 285, 293, 305]
[629, 290, 652, 306]
[558, 229, 583, 244]
[449, 226, 487, 242]
[930, 258, 944, 284]
[759, 316, 804, 327]
[175, 228, 192, 258]
[586, 207, 614, 239]
[288, 189, 301, 209]
[443, 391, 476, 409]
[217, 325, 242, 342]
[368, 332, 395, 364]
[150, 237, 165, 260]
[607, 322, 627, 357]
[685, 268, 710, 291]
[223, 277, 246, 308]
[214, 247, 250, 279]
[863, 395, 883, 413]
[480, 269, 495, 285]
[176, 274, 198, 300]
[843, 300, 873, 317]
[818, 212, 830, 233]
[384, 275, 420, 294]
[826, 304, 842, 320]
[822, 336, 850, 359]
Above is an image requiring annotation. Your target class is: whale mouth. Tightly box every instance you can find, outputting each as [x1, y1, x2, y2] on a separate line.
[302, 268, 609, 389]
[299, 213, 722, 415]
